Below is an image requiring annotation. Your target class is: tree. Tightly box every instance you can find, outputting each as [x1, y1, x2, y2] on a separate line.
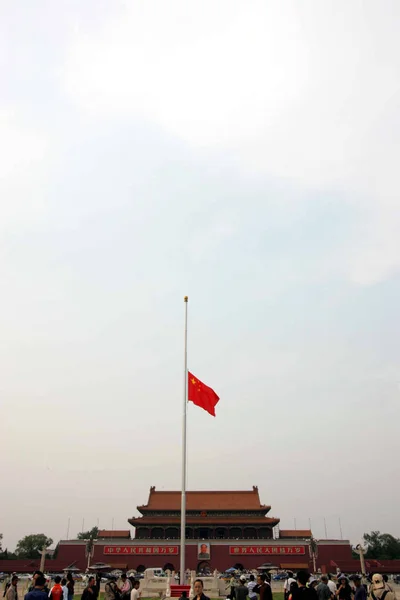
[309, 536, 318, 572]
[0, 549, 18, 559]
[363, 531, 400, 560]
[15, 534, 53, 558]
[0, 534, 16, 559]
[77, 526, 98, 541]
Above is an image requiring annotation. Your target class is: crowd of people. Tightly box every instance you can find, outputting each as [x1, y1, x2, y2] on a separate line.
[226, 571, 398, 600]
[2, 571, 142, 600]
[4, 571, 76, 600]
[227, 574, 273, 600]
[2, 569, 399, 600]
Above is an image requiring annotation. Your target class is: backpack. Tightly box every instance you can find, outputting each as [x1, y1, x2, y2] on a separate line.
[371, 592, 389, 600]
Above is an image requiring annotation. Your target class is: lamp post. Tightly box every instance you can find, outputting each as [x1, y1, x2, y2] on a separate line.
[39, 546, 47, 573]
[309, 537, 318, 574]
[354, 544, 366, 576]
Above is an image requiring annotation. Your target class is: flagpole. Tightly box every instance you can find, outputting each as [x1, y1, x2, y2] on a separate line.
[180, 296, 188, 584]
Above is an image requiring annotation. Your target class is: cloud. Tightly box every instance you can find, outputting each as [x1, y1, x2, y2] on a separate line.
[0, 110, 47, 179]
[0, 110, 49, 231]
[60, 0, 400, 285]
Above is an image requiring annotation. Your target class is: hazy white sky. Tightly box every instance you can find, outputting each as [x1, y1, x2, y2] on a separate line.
[1, 0, 400, 551]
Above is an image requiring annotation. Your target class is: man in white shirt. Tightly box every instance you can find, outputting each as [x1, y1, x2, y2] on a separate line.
[284, 573, 296, 600]
[247, 575, 257, 600]
[130, 581, 141, 600]
[327, 576, 337, 597]
[61, 578, 68, 600]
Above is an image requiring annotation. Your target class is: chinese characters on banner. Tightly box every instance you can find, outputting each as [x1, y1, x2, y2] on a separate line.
[103, 545, 304, 557]
[229, 546, 306, 555]
[104, 546, 179, 555]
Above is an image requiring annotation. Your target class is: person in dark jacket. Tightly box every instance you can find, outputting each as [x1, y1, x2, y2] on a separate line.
[66, 574, 74, 600]
[235, 577, 248, 600]
[316, 576, 333, 600]
[256, 574, 273, 600]
[28, 573, 49, 595]
[24, 576, 48, 600]
[193, 579, 210, 600]
[336, 576, 352, 600]
[81, 577, 97, 600]
[349, 576, 366, 600]
[292, 571, 317, 600]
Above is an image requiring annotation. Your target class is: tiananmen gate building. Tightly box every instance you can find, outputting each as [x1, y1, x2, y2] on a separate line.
[129, 486, 280, 541]
[4, 487, 397, 574]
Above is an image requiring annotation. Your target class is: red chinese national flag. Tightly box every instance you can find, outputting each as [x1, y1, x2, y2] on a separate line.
[188, 372, 220, 416]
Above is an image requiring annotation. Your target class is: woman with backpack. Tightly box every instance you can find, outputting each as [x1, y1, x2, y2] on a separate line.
[104, 577, 119, 600]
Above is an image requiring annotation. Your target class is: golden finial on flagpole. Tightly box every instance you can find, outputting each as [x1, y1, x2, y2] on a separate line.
[184, 296, 188, 302]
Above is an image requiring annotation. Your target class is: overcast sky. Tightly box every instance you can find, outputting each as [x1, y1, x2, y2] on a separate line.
[1, 0, 400, 552]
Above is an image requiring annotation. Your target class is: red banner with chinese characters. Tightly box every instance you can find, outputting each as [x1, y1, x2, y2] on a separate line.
[229, 546, 305, 555]
[104, 546, 179, 555]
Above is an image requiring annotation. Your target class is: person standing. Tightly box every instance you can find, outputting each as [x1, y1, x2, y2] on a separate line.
[60, 579, 68, 600]
[226, 576, 236, 600]
[317, 576, 333, 600]
[81, 577, 97, 600]
[292, 571, 317, 600]
[5, 576, 18, 600]
[28, 573, 49, 595]
[247, 574, 258, 600]
[256, 574, 273, 600]
[193, 580, 209, 600]
[349, 576, 366, 600]
[327, 577, 337, 598]
[235, 577, 248, 600]
[105, 578, 119, 600]
[49, 577, 64, 600]
[65, 574, 74, 600]
[130, 581, 141, 600]
[120, 575, 131, 600]
[285, 573, 297, 600]
[24, 576, 48, 600]
[336, 576, 352, 600]
[367, 574, 396, 600]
